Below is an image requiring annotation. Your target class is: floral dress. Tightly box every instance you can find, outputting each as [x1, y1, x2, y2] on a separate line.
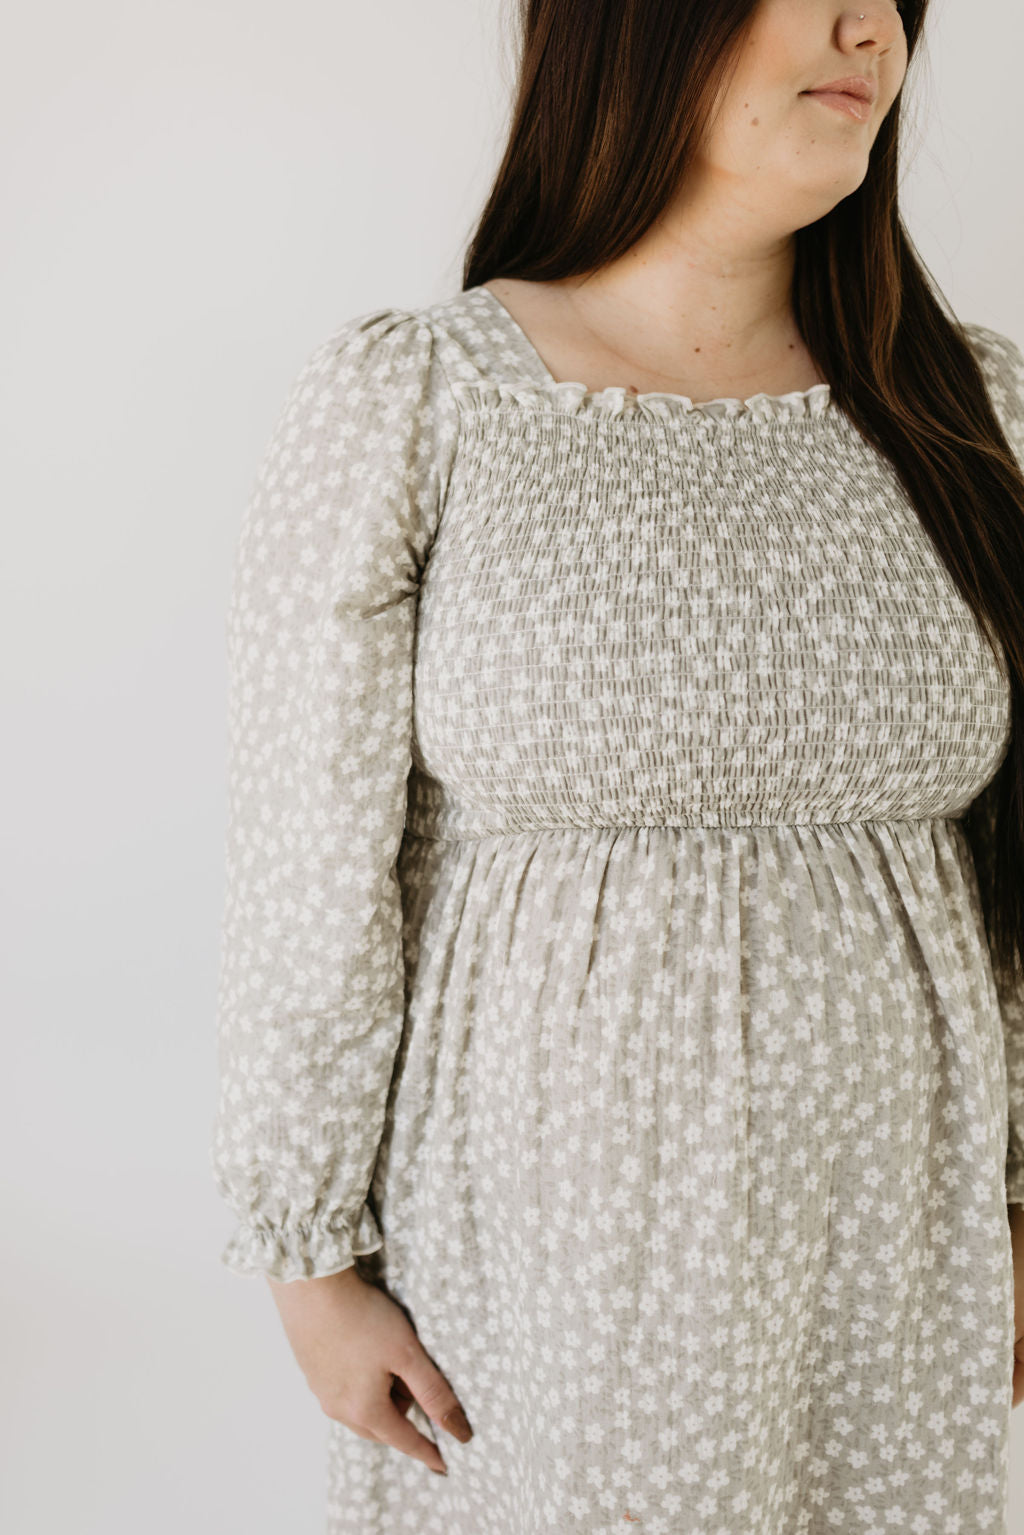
[211, 284, 1024, 1534]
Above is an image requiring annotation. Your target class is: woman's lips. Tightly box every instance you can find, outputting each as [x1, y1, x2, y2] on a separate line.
[802, 89, 873, 122]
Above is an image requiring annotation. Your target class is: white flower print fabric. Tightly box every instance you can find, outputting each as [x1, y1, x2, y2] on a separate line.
[211, 286, 1024, 1534]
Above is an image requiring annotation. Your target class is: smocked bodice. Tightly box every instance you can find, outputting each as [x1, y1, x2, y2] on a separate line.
[407, 291, 1011, 840]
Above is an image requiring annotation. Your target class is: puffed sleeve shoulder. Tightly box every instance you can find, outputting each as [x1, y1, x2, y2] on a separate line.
[209, 306, 457, 1279]
[959, 319, 1024, 1203]
[961, 320, 1024, 462]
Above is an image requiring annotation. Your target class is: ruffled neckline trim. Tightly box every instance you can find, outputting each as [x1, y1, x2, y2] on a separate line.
[450, 376, 833, 423]
[468, 285, 834, 424]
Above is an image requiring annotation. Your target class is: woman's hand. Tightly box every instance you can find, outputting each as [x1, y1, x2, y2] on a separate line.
[265, 1262, 473, 1475]
[1009, 1203, 1024, 1407]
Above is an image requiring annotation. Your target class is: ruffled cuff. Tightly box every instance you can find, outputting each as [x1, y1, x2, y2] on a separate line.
[220, 1200, 384, 1282]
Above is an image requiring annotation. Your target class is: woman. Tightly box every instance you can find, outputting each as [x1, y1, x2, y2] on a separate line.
[210, 0, 1024, 1529]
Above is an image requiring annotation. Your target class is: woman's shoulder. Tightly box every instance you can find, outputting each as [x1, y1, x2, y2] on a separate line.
[282, 290, 507, 407]
[298, 303, 440, 386]
[293, 286, 565, 401]
[960, 320, 1024, 453]
[960, 319, 1024, 392]
[259, 303, 466, 467]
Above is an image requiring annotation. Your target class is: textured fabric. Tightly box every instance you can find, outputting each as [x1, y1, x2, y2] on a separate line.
[211, 285, 1024, 1534]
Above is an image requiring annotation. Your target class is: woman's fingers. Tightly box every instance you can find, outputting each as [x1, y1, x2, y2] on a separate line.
[360, 1386, 450, 1474]
[268, 1262, 472, 1472]
[391, 1337, 475, 1444]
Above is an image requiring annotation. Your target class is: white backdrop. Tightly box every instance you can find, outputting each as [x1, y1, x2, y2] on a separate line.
[2, 1, 1023, 1530]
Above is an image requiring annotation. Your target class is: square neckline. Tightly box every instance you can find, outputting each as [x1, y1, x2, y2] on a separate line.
[470, 282, 834, 419]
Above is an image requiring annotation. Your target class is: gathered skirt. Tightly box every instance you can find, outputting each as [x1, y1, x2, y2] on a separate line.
[326, 817, 1014, 1535]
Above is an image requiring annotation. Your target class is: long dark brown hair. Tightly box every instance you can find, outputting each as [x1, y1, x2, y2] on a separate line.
[461, 0, 1024, 996]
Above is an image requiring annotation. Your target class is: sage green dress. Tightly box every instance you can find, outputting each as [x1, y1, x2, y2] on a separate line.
[211, 284, 1024, 1534]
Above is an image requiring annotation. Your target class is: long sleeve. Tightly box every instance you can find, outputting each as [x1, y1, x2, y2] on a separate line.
[210, 306, 456, 1280]
[960, 320, 1024, 1204]
[962, 765, 1024, 1202]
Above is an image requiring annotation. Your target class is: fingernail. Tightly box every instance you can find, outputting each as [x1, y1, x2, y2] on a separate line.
[430, 1463, 448, 1476]
[441, 1404, 473, 1442]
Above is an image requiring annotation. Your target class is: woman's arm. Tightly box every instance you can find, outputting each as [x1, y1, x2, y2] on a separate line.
[210, 306, 447, 1281]
[960, 322, 1024, 1206]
